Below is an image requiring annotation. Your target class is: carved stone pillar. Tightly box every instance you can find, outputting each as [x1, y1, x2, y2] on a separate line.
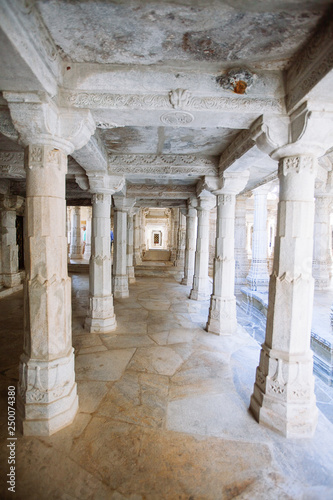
[313, 194, 333, 289]
[181, 202, 197, 286]
[113, 198, 130, 298]
[250, 156, 318, 438]
[175, 211, 186, 268]
[85, 193, 116, 333]
[4, 92, 96, 436]
[127, 209, 136, 284]
[0, 194, 24, 287]
[18, 145, 78, 436]
[84, 206, 92, 260]
[190, 195, 215, 301]
[207, 171, 249, 335]
[246, 185, 270, 290]
[234, 194, 250, 292]
[133, 209, 142, 266]
[69, 206, 82, 259]
[170, 208, 179, 263]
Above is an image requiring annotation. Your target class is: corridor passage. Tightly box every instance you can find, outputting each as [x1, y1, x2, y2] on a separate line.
[1, 273, 333, 499]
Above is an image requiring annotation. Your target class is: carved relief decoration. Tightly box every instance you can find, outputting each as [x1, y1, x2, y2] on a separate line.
[279, 156, 316, 176]
[63, 91, 285, 114]
[160, 111, 194, 126]
[286, 9, 333, 111]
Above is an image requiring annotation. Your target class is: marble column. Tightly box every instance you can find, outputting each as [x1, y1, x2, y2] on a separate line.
[175, 211, 186, 268]
[190, 195, 215, 301]
[69, 206, 82, 259]
[127, 209, 136, 284]
[84, 207, 92, 260]
[246, 185, 270, 291]
[85, 193, 116, 333]
[133, 209, 142, 265]
[113, 198, 129, 298]
[313, 194, 333, 289]
[18, 145, 78, 436]
[181, 203, 197, 286]
[207, 172, 249, 335]
[250, 155, 318, 438]
[170, 208, 179, 263]
[234, 194, 250, 291]
[0, 194, 24, 288]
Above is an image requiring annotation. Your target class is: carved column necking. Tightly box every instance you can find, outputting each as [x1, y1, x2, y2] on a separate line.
[85, 193, 116, 333]
[18, 145, 78, 436]
[250, 155, 318, 438]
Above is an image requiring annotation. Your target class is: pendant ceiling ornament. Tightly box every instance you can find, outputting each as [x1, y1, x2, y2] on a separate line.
[216, 68, 254, 95]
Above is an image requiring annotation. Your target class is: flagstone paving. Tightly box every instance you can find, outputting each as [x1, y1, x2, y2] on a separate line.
[0, 273, 333, 499]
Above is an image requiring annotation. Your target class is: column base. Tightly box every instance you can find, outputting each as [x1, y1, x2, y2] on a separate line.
[69, 253, 83, 260]
[189, 288, 210, 301]
[181, 275, 193, 286]
[85, 296, 117, 333]
[113, 275, 129, 298]
[17, 350, 79, 436]
[206, 295, 237, 335]
[85, 316, 117, 333]
[250, 345, 318, 438]
[2, 272, 21, 288]
[127, 266, 136, 284]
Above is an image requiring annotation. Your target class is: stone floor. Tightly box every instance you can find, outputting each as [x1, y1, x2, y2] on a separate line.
[1, 273, 333, 499]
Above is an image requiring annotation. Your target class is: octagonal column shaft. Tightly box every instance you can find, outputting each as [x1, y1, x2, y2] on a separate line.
[0, 195, 23, 288]
[69, 207, 83, 259]
[133, 210, 142, 265]
[85, 193, 116, 333]
[181, 207, 197, 286]
[175, 212, 186, 268]
[207, 193, 237, 335]
[313, 194, 333, 289]
[18, 145, 78, 436]
[234, 195, 250, 291]
[127, 211, 135, 283]
[246, 185, 270, 290]
[190, 197, 215, 301]
[113, 205, 129, 298]
[170, 208, 179, 263]
[250, 155, 318, 438]
[84, 207, 92, 260]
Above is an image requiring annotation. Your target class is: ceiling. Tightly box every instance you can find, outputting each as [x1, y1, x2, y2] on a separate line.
[0, 0, 333, 207]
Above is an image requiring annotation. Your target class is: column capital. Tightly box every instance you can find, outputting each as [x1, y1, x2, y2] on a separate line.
[254, 102, 333, 159]
[0, 194, 24, 211]
[91, 193, 112, 205]
[253, 183, 272, 196]
[3, 92, 95, 154]
[88, 173, 125, 195]
[214, 170, 250, 196]
[113, 196, 136, 212]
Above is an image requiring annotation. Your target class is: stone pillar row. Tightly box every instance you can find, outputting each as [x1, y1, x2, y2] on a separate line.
[190, 194, 216, 300]
[246, 184, 270, 291]
[207, 171, 249, 335]
[181, 201, 197, 286]
[0, 194, 24, 288]
[85, 193, 116, 333]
